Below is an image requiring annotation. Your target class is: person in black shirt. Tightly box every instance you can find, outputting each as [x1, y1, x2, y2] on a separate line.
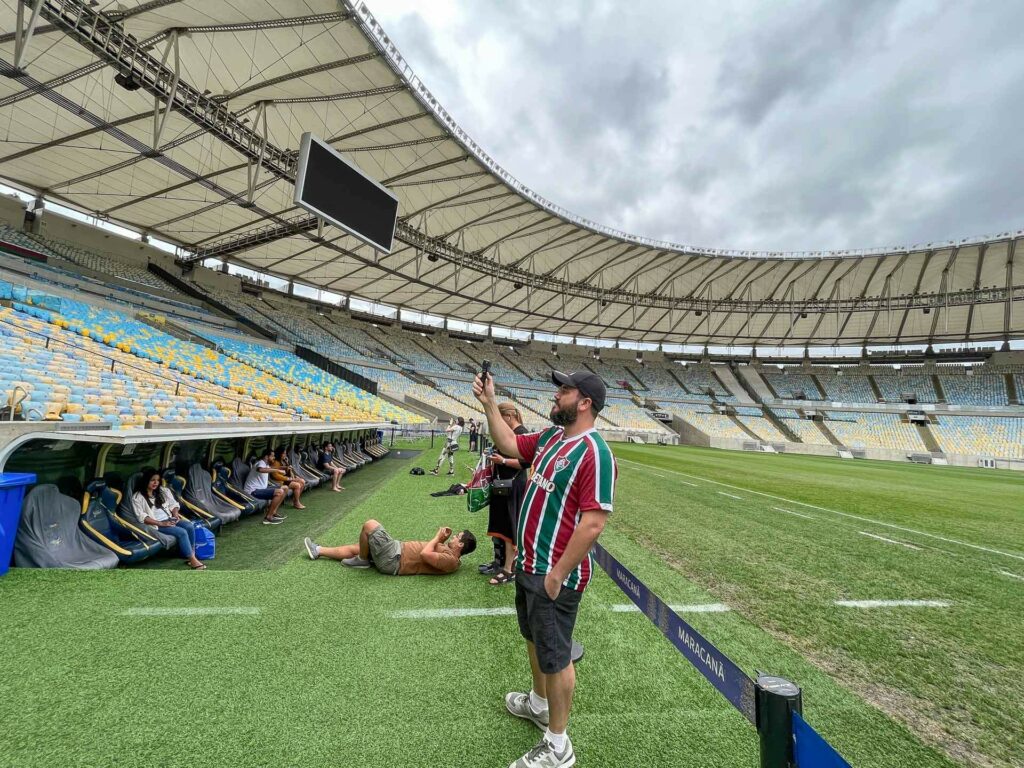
[485, 403, 530, 585]
[318, 442, 346, 492]
[468, 418, 480, 452]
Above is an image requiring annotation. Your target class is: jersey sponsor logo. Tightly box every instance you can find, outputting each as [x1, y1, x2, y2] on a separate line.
[530, 471, 556, 494]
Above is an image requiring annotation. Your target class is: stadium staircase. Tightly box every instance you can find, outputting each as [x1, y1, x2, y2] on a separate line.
[867, 374, 885, 402]
[736, 365, 777, 402]
[714, 365, 755, 403]
[624, 366, 649, 390]
[763, 407, 802, 443]
[808, 373, 829, 400]
[157, 316, 218, 350]
[931, 374, 948, 403]
[808, 414, 844, 447]
[667, 365, 691, 392]
[409, 335, 452, 370]
[500, 352, 535, 382]
[914, 420, 943, 453]
[149, 264, 276, 341]
[727, 413, 763, 441]
[1005, 373, 1019, 405]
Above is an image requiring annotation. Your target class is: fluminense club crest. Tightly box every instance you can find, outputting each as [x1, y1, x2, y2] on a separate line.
[555, 457, 570, 472]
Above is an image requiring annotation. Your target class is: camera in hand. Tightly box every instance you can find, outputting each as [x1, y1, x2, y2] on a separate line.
[481, 360, 491, 383]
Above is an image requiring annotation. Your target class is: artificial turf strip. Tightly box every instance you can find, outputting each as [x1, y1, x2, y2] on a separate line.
[136, 455, 406, 571]
[0, 446, 971, 767]
[612, 444, 1024, 768]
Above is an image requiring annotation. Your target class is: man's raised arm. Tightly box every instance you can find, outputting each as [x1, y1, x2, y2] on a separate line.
[472, 373, 521, 459]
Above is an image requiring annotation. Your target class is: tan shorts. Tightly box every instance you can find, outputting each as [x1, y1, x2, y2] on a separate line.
[368, 526, 402, 575]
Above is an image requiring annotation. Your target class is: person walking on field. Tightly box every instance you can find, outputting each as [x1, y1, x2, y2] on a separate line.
[473, 369, 617, 768]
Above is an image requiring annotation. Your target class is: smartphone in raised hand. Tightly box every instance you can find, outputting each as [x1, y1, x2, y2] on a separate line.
[481, 360, 491, 384]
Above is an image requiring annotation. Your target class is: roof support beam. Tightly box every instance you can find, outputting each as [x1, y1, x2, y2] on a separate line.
[11, 0, 45, 74]
[1005, 239, 1017, 342]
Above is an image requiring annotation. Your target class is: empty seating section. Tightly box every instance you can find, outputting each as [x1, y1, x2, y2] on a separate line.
[504, 388, 550, 427]
[812, 369, 877, 403]
[492, 355, 541, 387]
[12, 291, 414, 424]
[733, 406, 787, 442]
[629, 364, 686, 399]
[770, 408, 832, 445]
[0, 305, 290, 426]
[825, 412, 925, 451]
[598, 398, 673, 435]
[583, 360, 639, 393]
[930, 416, 1024, 458]
[346, 364, 470, 417]
[872, 372, 937, 403]
[676, 367, 732, 400]
[429, 377, 483, 415]
[194, 333, 422, 423]
[666, 404, 749, 440]
[938, 373, 1008, 406]
[0, 226, 224, 326]
[514, 355, 557, 382]
[362, 326, 452, 372]
[24, 233, 178, 293]
[762, 371, 822, 400]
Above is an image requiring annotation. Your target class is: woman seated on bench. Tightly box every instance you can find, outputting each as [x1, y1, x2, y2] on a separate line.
[131, 467, 207, 570]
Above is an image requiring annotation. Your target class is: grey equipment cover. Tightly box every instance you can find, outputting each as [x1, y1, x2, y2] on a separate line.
[14, 484, 118, 569]
[185, 464, 242, 524]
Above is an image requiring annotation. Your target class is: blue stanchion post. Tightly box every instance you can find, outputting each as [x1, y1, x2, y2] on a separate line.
[756, 673, 802, 768]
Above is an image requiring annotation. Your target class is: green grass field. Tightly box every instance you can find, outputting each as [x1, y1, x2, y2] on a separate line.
[0, 443, 1020, 767]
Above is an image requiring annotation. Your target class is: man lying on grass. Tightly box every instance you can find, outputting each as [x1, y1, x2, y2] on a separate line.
[304, 519, 476, 575]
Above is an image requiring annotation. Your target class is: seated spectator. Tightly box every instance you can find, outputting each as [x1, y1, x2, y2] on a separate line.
[303, 520, 476, 576]
[131, 467, 207, 570]
[243, 447, 289, 525]
[318, 442, 346, 492]
[270, 446, 306, 509]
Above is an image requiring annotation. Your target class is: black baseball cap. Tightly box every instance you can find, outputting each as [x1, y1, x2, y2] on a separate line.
[551, 370, 607, 413]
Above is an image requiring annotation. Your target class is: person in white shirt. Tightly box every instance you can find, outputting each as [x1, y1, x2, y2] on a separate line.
[430, 416, 465, 476]
[132, 467, 207, 570]
[242, 447, 288, 525]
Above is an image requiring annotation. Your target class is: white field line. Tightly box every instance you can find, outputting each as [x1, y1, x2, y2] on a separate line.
[392, 607, 517, 619]
[834, 599, 951, 609]
[717, 492, 743, 500]
[859, 532, 921, 551]
[997, 570, 1024, 582]
[618, 457, 1024, 563]
[610, 603, 731, 614]
[648, 471, 668, 479]
[122, 607, 261, 617]
[772, 506, 814, 520]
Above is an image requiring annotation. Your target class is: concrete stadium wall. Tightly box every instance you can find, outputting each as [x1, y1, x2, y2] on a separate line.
[0, 195, 25, 228]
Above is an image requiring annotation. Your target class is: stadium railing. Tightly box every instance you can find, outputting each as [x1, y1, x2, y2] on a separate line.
[593, 542, 852, 767]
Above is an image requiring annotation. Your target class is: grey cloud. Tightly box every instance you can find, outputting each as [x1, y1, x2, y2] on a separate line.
[369, 0, 1024, 252]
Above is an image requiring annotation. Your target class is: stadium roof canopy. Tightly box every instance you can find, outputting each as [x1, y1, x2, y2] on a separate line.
[1, 0, 1022, 347]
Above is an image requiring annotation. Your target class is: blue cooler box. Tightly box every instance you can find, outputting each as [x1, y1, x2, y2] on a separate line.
[0, 473, 37, 577]
[194, 524, 216, 560]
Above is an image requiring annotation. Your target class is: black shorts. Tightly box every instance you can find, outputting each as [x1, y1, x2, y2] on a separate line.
[515, 572, 583, 674]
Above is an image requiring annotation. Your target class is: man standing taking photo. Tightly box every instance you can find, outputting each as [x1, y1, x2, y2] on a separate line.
[474, 368, 617, 768]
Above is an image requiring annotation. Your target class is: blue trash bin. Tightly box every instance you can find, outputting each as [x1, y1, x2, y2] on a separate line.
[0, 473, 37, 577]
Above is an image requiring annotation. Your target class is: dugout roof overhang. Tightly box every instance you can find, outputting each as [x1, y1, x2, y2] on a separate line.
[0, 0, 1021, 348]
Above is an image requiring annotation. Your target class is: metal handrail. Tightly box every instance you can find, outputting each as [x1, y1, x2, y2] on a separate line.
[6, 384, 27, 421]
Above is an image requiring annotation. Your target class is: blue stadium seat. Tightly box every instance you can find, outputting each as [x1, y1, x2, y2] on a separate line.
[79, 480, 162, 564]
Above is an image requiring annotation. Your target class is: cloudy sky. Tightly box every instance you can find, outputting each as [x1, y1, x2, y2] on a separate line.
[366, 0, 1024, 253]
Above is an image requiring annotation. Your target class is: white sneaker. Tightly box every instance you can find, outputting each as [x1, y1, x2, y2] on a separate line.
[509, 738, 574, 768]
[504, 691, 549, 729]
[303, 537, 319, 560]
